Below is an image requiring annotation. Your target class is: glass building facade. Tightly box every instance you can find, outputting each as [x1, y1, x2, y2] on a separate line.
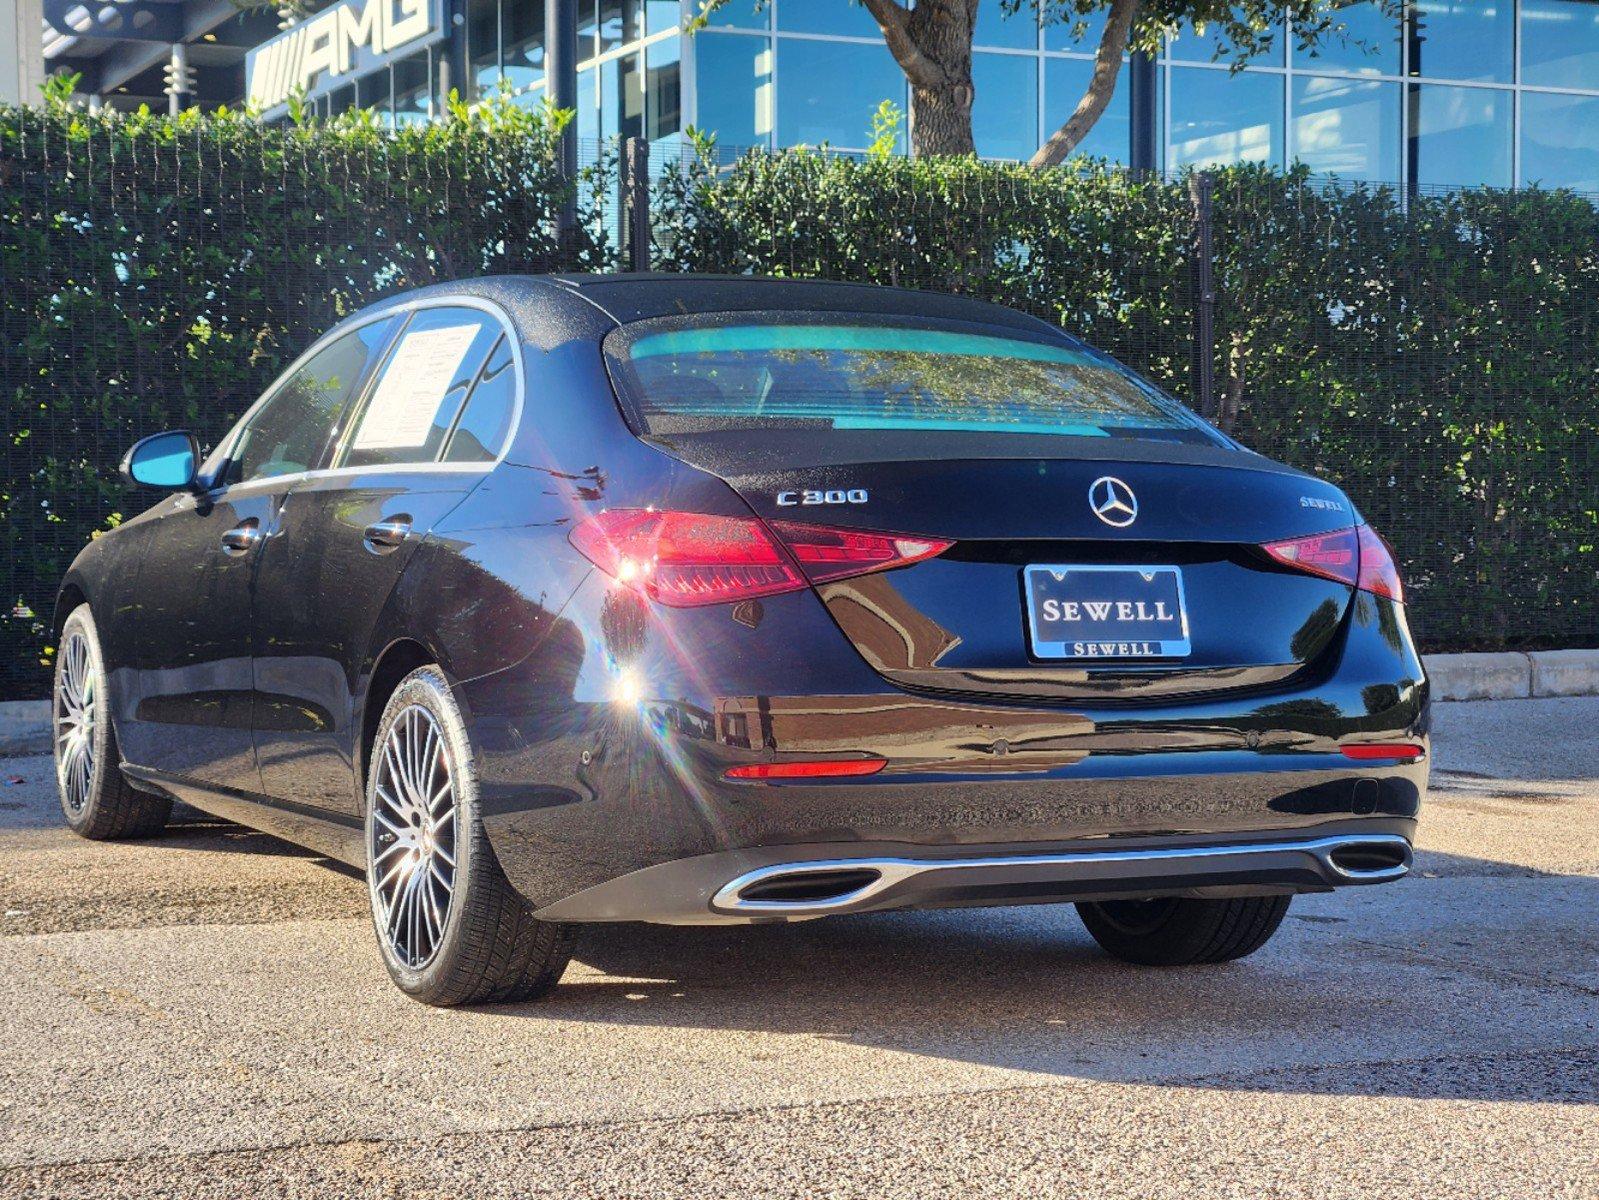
[306, 0, 1599, 192]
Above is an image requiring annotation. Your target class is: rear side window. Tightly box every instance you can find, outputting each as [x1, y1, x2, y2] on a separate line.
[340, 307, 503, 469]
[605, 314, 1219, 445]
[442, 337, 517, 463]
[227, 318, 396, 485]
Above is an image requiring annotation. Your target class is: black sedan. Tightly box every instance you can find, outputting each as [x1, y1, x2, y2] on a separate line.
[54, 275, 1428, 1005]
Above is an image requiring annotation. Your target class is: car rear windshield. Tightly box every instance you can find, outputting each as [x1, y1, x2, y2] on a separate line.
[604, 314, 1220, 445]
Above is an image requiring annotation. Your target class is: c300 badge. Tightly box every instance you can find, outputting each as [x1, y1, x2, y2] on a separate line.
[776, 488, 868, 507]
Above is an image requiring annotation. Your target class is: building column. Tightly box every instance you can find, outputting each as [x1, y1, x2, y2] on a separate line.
[1, 0, 47, 105]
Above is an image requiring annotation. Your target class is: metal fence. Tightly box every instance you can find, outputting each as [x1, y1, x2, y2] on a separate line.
[4, 113, 1597, 698]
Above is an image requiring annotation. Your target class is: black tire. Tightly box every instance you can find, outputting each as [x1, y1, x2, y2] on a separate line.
[1076, 894, 1291, 966]
[54, 604, 172, 840]
[364, 665, 575, 1006]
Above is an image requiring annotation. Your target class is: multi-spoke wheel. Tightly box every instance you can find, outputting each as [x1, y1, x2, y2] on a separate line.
[364, 665, 575, 1006]
[370, 705, 458, 970]
[55, 628, 97, 817]
[53, 604, 171, 840]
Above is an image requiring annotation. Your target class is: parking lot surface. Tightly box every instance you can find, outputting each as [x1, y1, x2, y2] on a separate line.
[1, 698, 1596, 1199]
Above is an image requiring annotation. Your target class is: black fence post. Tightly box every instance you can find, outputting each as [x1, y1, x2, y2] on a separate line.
[546, 0, 579, 255]
[622, 136, 651, 273]
[1189, 171, 1217, 419]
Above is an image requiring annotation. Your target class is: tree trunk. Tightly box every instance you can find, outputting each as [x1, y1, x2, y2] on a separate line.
[863, 0, 979, 157]
[1030, 0, 1141, 168]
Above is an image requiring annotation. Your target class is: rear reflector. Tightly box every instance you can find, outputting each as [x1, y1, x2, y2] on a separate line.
[1263, 523, 1404, 602]
[1340, 743, 1425, 762]
[724, 759, 887, 780]
[569, 509, 951, 608]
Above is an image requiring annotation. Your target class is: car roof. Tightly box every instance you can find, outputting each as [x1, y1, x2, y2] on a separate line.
[542, 273, 1060, 336]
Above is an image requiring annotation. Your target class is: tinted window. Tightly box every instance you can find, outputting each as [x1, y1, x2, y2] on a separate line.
[443, 337, 517, 463]
[606, 316, 1219, 446]
[228, 319, 395, 485]
[341, 308, 502, 469]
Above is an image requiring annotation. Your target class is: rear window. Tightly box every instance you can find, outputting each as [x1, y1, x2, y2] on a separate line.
[604, 314, 1219, 445]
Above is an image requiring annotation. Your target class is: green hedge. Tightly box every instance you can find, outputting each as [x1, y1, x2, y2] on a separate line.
[3, 109, 1596, 696]
[656, 145, 1599, 653]
[0, 99, 608, 695]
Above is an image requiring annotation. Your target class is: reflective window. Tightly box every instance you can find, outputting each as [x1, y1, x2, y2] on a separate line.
[1292, 75, 1400, 181]
[1044, 8, 1108, 53]
[776, 2, 879, 38]
[1168, 68, 1283, 168]
[645, 0, 680, 36]
[467, 0, 501, 97]
[1170, 11, 1285, 65]
[1411, 83, 1512, 188]
[695, 32, 773, 147]
[1410, 0, 1513, 83]
[578, 64, 599, 142]
[974, 52, 1038, 160]
[1520, 91, 1599, 192]
[1521, 0, 1599, 89]
[704, 0, 768, 30]
[501, 2, 545, 93]
[601, 51, 646, 141]
[976, 0, 1038, 49]
[392, 52, 433, 125]
[342, 309, 502, 470]
[776, 38, 904, 149]
[1293, 1, 1400, 76]
[444, 339, 519, 464]
[230, 320, 397, 485]
[1045, 55, 1131, 162]
[599, 0, 644, 53]
[646, 34, 681, 139]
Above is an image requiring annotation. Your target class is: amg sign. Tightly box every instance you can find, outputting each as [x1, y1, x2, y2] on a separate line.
[245, 0, 446, 117]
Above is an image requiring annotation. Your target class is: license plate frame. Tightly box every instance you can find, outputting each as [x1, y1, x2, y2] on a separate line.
[1023, 564, 1192, 660]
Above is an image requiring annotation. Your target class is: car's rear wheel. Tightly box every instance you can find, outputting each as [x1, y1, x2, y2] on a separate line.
[54, 604, 171, 840]
[1076, 894, 1291, 966]
[365, 665, 575, 1006]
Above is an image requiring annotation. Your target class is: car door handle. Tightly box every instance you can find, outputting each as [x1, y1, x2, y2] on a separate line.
[219, 518, 262, 556]
[363, 516, 412, 553]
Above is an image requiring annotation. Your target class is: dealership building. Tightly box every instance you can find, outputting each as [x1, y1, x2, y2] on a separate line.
[32, 0, 1599, 192]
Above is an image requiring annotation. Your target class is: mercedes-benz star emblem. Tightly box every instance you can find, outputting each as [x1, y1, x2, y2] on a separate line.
[1088, 476, 1138, 528]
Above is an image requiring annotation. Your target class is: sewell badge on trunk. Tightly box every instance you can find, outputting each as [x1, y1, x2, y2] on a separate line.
[1023, 565, 1191, 659]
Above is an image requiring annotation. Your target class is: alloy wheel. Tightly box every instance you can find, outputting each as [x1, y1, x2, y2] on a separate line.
[55, 630, 97, 815]
[369, 705, 459, 969]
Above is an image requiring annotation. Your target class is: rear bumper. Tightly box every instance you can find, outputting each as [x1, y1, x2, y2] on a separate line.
[535, 820, 1416, 924]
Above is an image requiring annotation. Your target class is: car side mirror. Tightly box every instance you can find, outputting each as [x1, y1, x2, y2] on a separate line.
[121, 430, 201, 491]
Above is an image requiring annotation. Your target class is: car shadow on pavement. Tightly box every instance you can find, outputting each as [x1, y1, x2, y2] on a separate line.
[516, 851, 1599, 1105]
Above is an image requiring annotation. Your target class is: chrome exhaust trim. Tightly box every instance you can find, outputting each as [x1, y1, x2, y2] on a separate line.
[710, 833, 1414, 917]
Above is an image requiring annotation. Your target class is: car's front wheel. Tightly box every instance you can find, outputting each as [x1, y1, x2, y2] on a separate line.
[1076, 894, 1291, 966]
[54, 603, 171, 840]
[365, 665, 575, 1006]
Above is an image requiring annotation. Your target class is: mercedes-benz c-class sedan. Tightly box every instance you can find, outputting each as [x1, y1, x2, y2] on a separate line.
[54, 275, 1428, 1005]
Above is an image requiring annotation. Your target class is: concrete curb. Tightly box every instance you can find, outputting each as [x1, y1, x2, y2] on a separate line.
[1424, 649, 1599, 702]
[0, 700, 51, 756]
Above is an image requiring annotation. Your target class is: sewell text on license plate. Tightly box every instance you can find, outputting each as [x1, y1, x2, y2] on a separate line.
[1023, 564, 1191, 660]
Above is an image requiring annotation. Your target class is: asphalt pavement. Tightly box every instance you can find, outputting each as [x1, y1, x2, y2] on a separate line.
[1, 698, 1596, 1199]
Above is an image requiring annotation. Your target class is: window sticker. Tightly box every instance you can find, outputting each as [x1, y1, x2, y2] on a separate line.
[351, 324, 480, 450]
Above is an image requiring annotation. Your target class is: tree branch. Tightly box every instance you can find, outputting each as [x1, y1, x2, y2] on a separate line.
[1029, 0, 1140, 169]
[860, 0, 948, 90]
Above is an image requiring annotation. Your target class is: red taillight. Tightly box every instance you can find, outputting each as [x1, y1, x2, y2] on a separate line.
[1355, 524, 1403, 602]
[1262, 527, 1359, 587]
[768, 520, 952, 585]
[1341, 743, 1425, 762]
[724, 758, 887, 780]
[1262, 523, 1404, 602]
[568, 510, 952, 608]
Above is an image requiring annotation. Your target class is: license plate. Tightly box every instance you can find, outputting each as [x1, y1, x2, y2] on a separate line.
[1023, 565, 1191, 660]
